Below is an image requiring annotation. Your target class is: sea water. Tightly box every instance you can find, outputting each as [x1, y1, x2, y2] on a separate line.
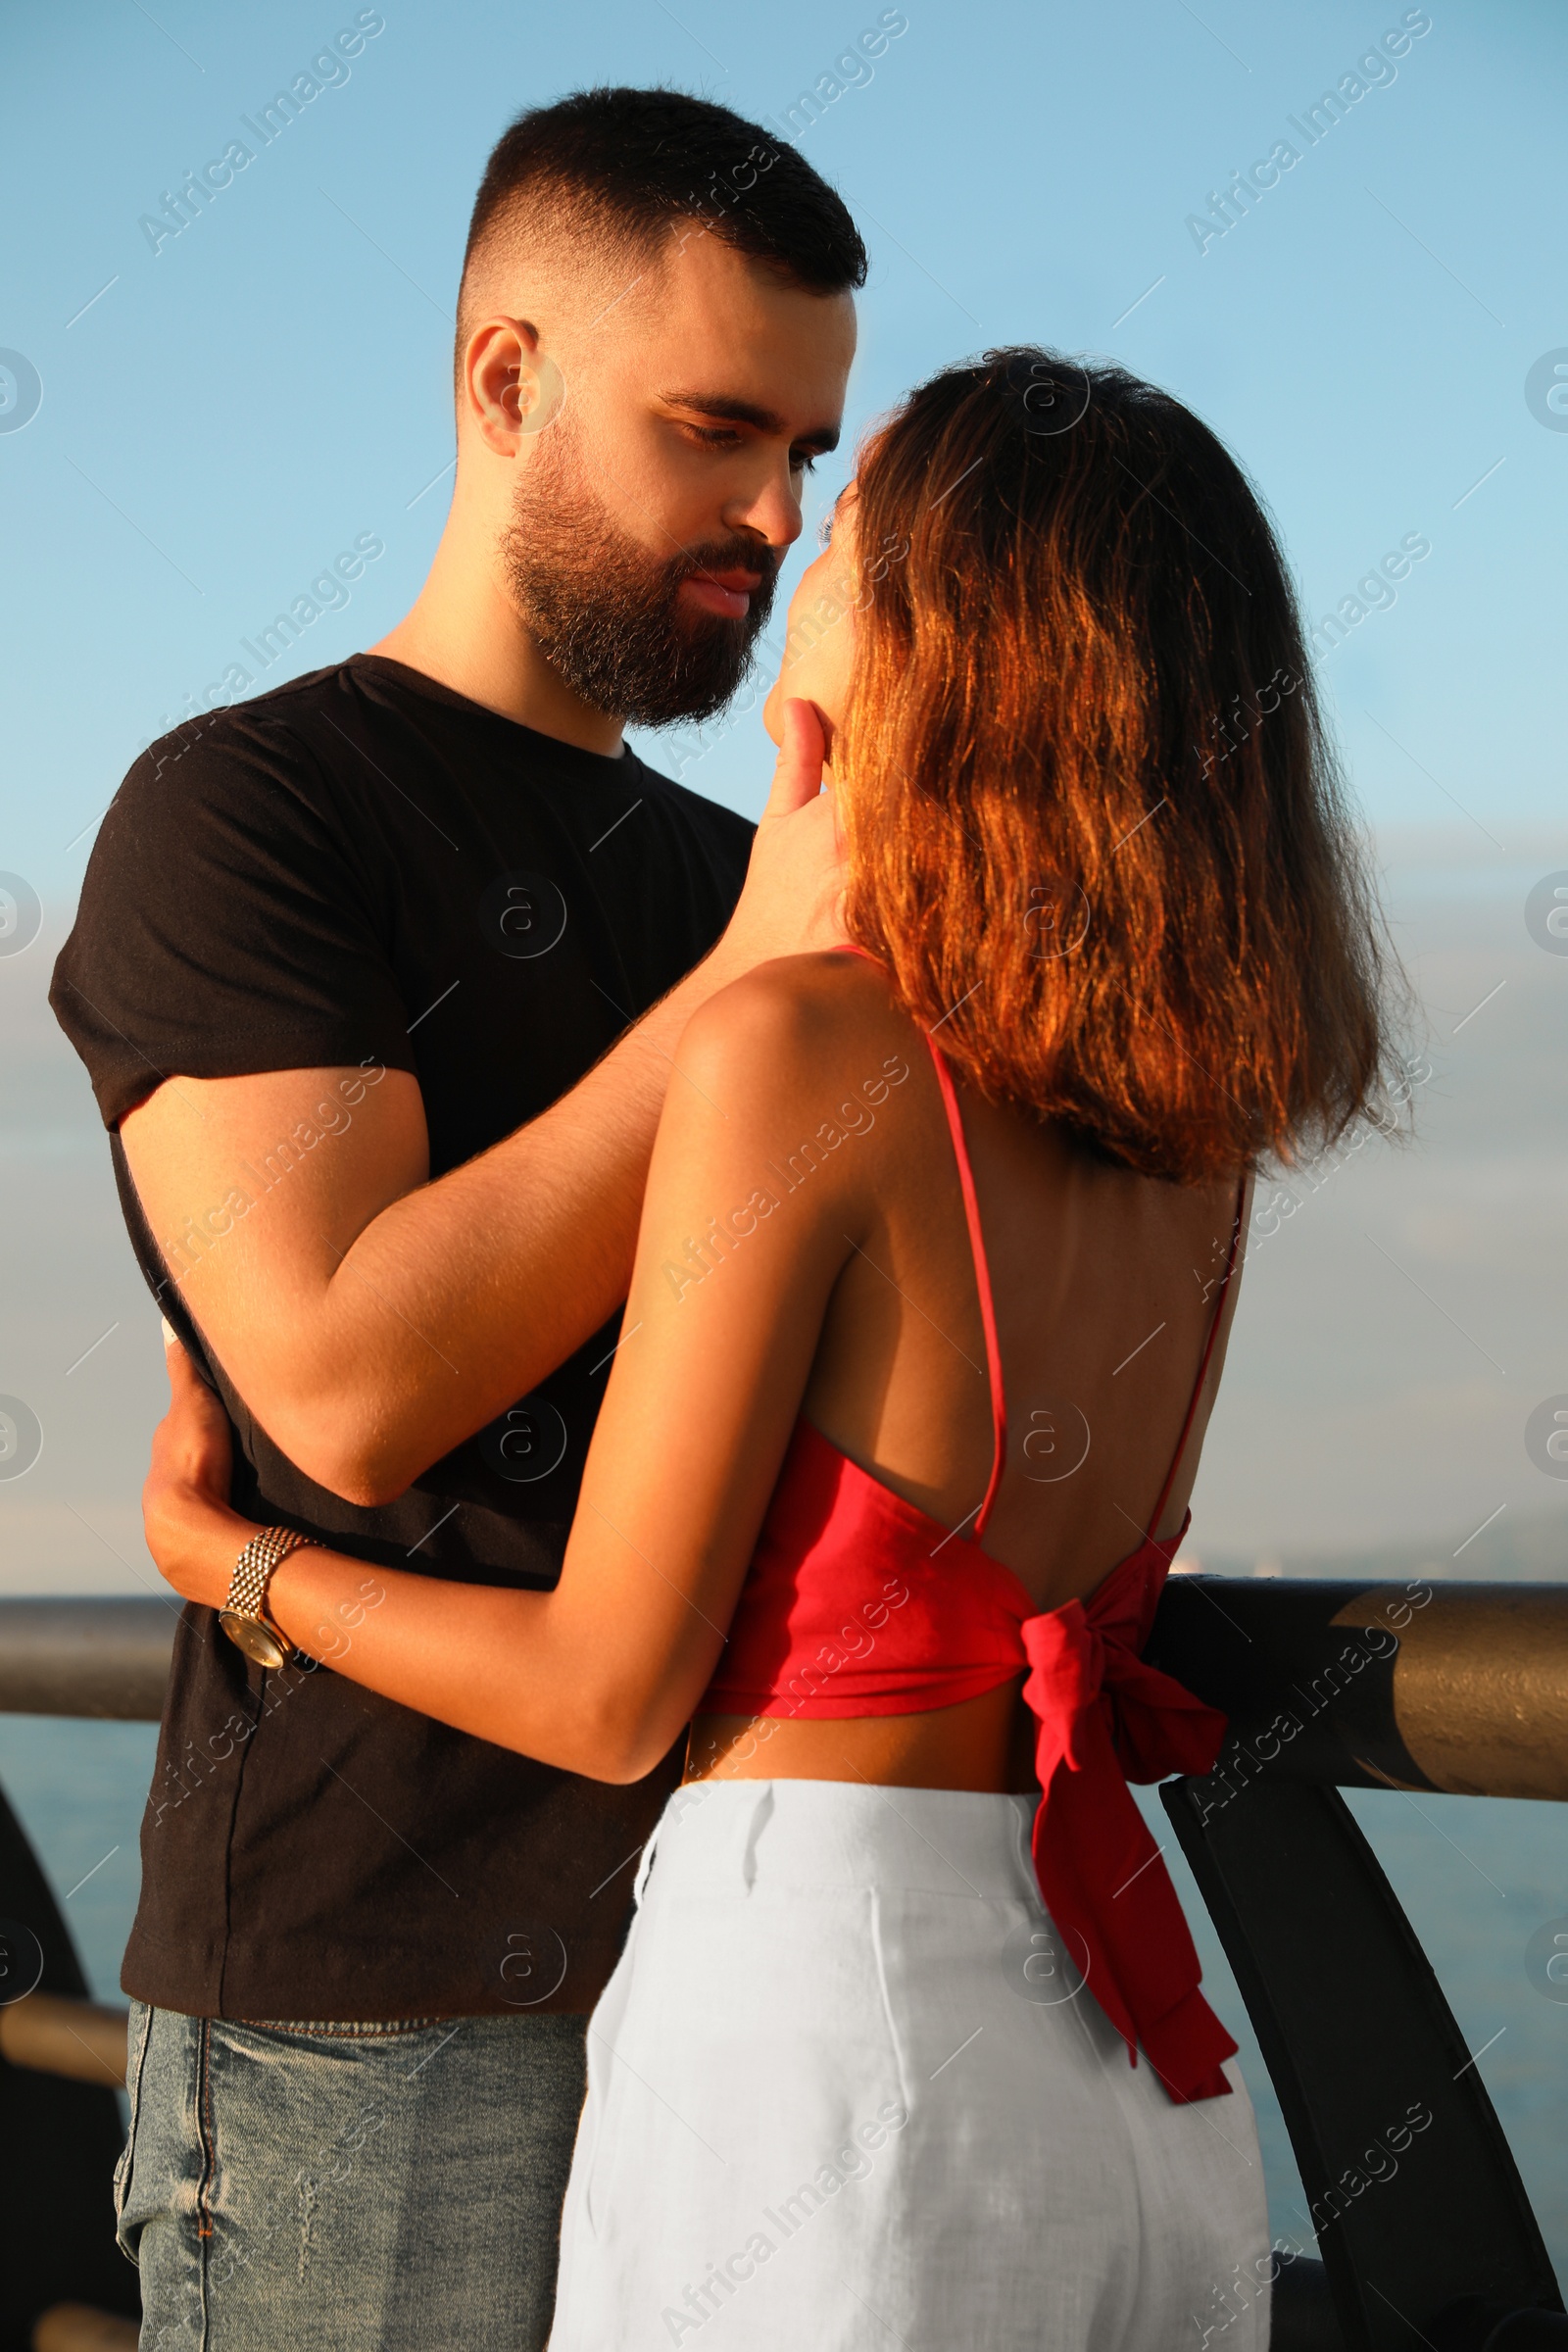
[1, 1716, 1563, 2292]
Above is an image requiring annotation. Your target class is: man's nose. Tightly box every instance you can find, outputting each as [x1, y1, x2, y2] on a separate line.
[721, 457, 805, 555]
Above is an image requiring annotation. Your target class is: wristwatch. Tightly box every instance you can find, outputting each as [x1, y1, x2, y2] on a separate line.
[219, 1525, 314, 1668]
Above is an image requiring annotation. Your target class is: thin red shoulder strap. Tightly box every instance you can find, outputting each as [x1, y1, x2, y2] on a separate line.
[924, 1037, 1008, 1541]
[832, 945, 1007, 1539]
[1145, 1176, 1250, 1542]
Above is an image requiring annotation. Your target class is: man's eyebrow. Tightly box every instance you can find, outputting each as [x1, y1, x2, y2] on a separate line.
[657, 390, 841, 452]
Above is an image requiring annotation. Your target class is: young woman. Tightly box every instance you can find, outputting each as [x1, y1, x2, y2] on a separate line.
[144, 350, 1393, 2347]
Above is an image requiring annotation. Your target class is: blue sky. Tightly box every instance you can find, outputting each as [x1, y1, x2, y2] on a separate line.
[2, 0, 1564, 855]
[2, 0, 1566, 1582]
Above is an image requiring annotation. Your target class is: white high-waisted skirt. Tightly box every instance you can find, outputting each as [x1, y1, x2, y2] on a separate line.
[548, 1779, 1272, 2351]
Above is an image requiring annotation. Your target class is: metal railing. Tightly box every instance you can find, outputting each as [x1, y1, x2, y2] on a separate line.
[0, 1598, 177, 1722]
[1149, 1576, 1568, 2351]
[2, 1583, 1566, 2352]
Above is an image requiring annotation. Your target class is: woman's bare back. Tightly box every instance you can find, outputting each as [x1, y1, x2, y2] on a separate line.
[686, 952, 1249, 1791]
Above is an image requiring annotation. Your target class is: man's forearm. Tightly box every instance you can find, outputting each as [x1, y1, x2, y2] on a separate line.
[296, 937, 745, 1501]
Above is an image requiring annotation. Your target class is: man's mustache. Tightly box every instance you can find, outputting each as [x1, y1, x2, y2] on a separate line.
[667, 539, 782, 606]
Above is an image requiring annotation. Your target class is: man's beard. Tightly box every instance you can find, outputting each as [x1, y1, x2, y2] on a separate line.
[500, 421, 780, 729]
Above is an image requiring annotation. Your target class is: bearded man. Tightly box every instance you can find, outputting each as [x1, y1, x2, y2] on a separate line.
[51, 86, 860, 2351]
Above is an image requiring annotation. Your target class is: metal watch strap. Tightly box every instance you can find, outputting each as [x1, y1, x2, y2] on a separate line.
[224, 1524, 311, 1635]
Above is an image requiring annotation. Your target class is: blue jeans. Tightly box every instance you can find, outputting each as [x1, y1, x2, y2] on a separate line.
[116, 2003, 588, 2351]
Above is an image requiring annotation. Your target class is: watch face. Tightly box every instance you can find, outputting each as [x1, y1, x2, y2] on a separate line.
[220, 1609, 288, 1671]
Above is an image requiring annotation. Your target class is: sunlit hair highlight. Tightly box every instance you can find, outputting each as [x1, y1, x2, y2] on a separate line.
[838, 348, 1399, 1185]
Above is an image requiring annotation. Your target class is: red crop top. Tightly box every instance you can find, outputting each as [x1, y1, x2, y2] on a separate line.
[699, 945, 1246, 2104]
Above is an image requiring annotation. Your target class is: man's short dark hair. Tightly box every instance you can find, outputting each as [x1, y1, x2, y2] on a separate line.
[458, 85, 867, 363]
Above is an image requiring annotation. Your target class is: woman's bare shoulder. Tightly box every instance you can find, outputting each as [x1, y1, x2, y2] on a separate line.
[676, 949, 922, 1102]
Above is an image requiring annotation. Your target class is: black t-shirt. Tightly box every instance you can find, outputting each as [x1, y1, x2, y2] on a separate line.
[51, 655, 753, 2022]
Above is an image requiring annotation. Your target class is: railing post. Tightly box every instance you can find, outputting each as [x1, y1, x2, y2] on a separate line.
[0, 1781, 142, 2341]
[1163, 1770, 1562, 2346]
[1149, 1576, 1568, 2348]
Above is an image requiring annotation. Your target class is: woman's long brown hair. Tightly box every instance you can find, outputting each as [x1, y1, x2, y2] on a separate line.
[837, 349, 1398, 1184]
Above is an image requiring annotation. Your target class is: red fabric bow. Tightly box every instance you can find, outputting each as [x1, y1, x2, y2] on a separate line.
[1019, 1552, 1237, 2104]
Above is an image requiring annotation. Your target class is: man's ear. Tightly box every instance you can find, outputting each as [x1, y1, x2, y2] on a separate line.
[464, 317, 565, 457]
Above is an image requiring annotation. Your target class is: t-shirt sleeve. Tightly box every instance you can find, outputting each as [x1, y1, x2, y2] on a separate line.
[51, 710, 416, 1129]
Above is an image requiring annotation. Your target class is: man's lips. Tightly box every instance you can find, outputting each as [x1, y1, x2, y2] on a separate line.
[679, 567, 764, 619]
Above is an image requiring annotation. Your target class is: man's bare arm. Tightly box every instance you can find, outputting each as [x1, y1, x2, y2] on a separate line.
[120, 705, 841, 1505]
